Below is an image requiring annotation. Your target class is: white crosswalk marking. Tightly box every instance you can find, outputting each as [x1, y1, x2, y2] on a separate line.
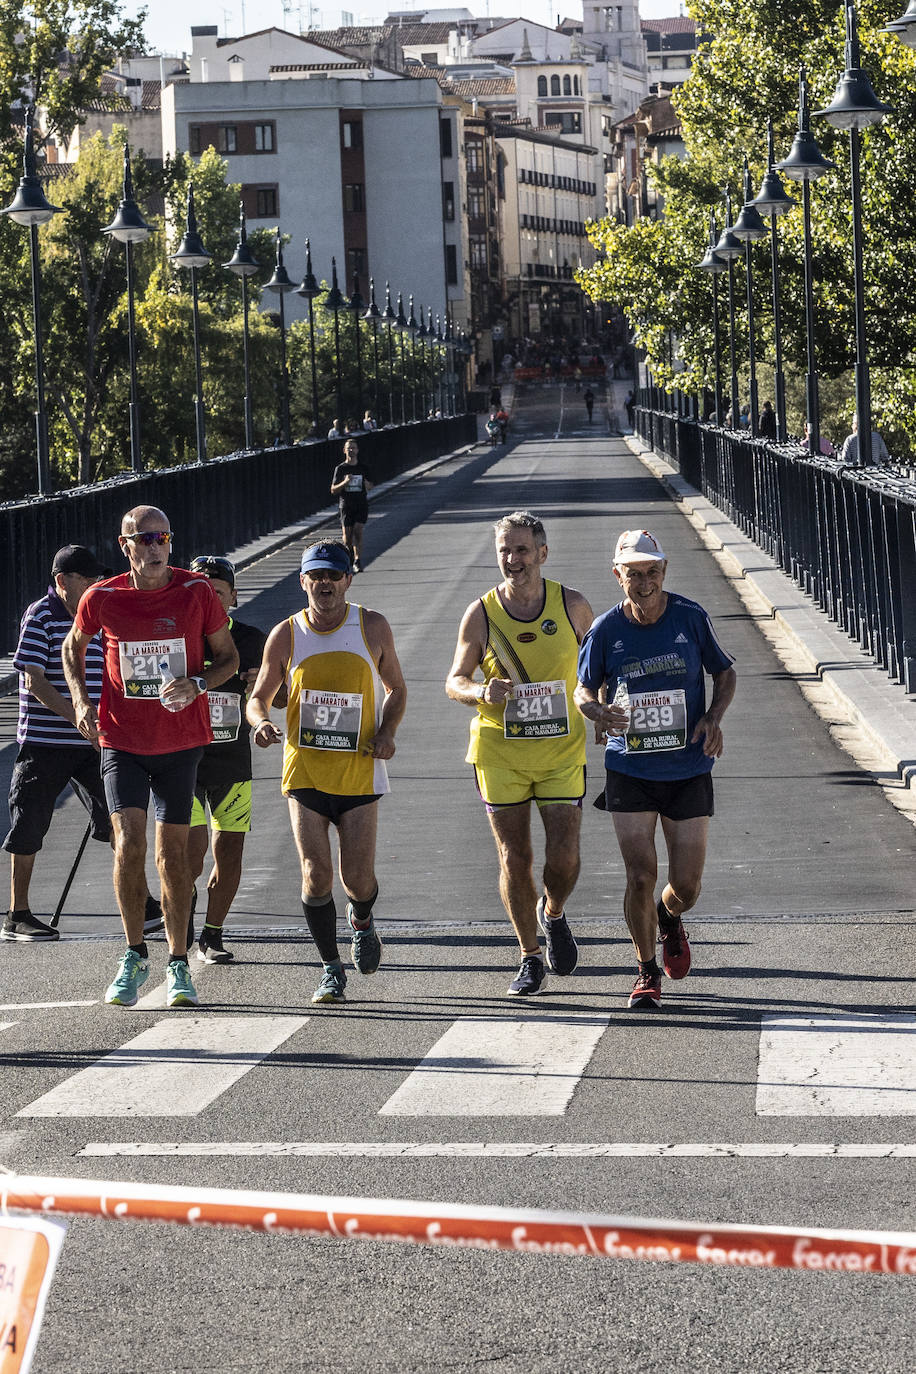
[16, 1015, 306, 1119]
[0, 1023, 17, 1033]
[379, 1014, 610, 1117]
[78, 1142, 916, 1159]
[756, 1014, 916, 1116]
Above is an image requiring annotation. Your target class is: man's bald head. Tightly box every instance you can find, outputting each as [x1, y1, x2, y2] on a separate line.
[121, 506, 169, 537]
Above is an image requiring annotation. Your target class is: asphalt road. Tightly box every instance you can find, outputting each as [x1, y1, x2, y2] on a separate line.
[1, 382, 914, 1373]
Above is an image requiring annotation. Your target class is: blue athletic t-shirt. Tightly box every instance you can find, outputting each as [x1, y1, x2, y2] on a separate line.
[577, 592, 734, 780]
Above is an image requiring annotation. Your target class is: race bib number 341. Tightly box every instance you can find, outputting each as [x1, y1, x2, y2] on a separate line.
[625, 689, 687, 753]
[504, 681, 569, 739]
[299, 689, 363, 751]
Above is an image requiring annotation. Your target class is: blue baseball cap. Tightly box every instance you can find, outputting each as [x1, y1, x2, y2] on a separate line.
[300, 542, 352, 575]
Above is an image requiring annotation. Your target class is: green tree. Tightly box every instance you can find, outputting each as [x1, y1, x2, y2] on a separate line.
[579, 1, 916, 453]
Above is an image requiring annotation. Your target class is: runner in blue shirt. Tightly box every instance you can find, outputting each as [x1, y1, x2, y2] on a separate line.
[575, 530, 736, 1010]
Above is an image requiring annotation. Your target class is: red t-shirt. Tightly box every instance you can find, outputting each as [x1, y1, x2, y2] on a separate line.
[75, 570, 228, 755]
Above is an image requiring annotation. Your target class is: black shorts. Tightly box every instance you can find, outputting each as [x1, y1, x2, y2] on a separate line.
[339, 499, 369, 528]
[287, 787, 380, 827]
[3, 744, 111, 854]
[101, 747, 204, 826]
[600, 770, 714, 821]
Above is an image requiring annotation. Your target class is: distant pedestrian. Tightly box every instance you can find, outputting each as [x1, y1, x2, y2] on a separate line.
[803, 421, 833, 456]
[624, 390, 636, 428]
[489, 384, 502, 409]
[759, 400, 777, 439]
[584, 387, 595, 423]
[328, 419, 343, 439]
[838, 415, 890, 468]
[330, 438, 374, 573]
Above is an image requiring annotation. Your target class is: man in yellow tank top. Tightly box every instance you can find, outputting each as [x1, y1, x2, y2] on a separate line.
[446, 512, 594, 996]
[247, 541, 407, 1004]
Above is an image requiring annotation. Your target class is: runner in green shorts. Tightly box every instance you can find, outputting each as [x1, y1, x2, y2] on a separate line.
[186, 557, 267, 963]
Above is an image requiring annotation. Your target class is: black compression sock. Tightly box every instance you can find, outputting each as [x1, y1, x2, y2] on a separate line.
[302, 895, 340, 964]
[129, 942, 148, 959]
[349, 886, 379, 924]
[168, 952, 188, 965]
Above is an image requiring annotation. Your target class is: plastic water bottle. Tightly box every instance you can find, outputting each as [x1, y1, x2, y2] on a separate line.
[608, 680, 631, 736]
[158, 658, 183, 713]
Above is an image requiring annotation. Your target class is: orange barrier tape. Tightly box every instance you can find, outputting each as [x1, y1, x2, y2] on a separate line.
[3, 1175, 915, 1274]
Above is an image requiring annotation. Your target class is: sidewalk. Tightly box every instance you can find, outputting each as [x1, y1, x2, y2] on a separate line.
[628, 432, 916, 797]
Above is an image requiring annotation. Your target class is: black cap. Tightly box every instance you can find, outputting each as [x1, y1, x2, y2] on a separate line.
[51, 545, 111, 579]
[189, 555, 236, 588]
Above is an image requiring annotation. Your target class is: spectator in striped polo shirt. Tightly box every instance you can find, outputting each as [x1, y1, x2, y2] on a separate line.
[2, 546, 164, 941]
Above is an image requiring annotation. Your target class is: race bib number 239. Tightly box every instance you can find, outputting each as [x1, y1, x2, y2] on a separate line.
[625, 689, 687, 753]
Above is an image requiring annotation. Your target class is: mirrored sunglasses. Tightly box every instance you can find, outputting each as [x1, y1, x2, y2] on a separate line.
[125, 531, 172, 547]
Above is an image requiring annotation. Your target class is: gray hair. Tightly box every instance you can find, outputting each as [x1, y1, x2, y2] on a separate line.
[493, 511, 546, 548]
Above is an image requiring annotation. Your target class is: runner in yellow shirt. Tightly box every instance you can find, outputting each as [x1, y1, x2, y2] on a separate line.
[446, 511, 594, 995]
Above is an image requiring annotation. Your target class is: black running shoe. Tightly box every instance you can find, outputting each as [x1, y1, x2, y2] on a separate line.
[1, 910, 59, 942]
[197, 926, 233, 964]
[143, 895, 164, 937]
[507, 954, 547, 996]
[536, 896, 578, 976]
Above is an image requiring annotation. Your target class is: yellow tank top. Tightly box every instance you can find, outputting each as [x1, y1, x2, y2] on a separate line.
[282, 603, 389, 796]
[467, 578, 586, 773]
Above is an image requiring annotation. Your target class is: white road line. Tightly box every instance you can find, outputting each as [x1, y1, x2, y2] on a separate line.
[133, 979, 171, 1011]
[378, 1014, 609, 1117]
[554, 383, 565, 439]
[0, 1022, 17, 1032]
[16, 1015, 307, 1119]
[0, 1000, 97, 1011]
[757, 1014, 916, 1117]
[78, 1142, 916, 1159]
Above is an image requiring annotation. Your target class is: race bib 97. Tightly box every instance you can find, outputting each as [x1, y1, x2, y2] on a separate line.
[503, 681, 569, 739]
[624, 689, 687, 753]
[298, 689, 363, 751]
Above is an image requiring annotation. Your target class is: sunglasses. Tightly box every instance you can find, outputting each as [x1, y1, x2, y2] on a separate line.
[304, 568, 345, 582]
[190, 557, 235, 581]
[124, 531, 172, 547]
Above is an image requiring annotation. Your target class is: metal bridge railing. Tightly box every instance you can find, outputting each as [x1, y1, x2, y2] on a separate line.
[635, 405, 916, 693]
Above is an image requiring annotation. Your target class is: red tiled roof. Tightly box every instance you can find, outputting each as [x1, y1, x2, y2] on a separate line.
[640, 17, 697, 35]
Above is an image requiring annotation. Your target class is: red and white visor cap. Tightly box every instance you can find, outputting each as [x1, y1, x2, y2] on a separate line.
[613, 529, 666, 565]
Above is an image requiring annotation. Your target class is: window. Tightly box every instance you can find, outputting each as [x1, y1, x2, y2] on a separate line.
[445, 243, 458, 285]
[342, 120, 362, 149]
[466, 142, 482, 173]
[254, 123, 274, 152]
[219, 125, 237, 153]
[545, 112, 582, 135]
[469, 235, 487, 269]
[422, 51, 438, 65]
[563, 75, 571, 95]
[574, 75, 580, 95]
[343, 183, 365, 212]
[550, 75, 560, 96]
[537, 76, 547, 96]
[468, 188, 485, 219]
[188, 125, 201, 155]
[439, 118, 453, 158]
[346, 247, 365, 280]
[442, 181, 455, 220]
[255, 187, 277, 218]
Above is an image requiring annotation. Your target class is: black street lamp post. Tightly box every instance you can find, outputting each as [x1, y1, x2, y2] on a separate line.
[363, 278, 381, 424]
[395, 292, 409, 425]
[170, 184, 211, 464]
[324, 258, 346, 425]
[295, 238, 321, 433]
[697, 211, 725, 426]
[776, 67, 836, 456]
[382, 282, 397, 426]
[750, 120, 796, 443]
[732, 154, 768, 436]
[102, 143, 151, 473]
[815, 0, 891, 468]
[407, 295, 419, 420]
[713, 190, 743, 427]
[1, 106, 63, 495]
[264, 228, 295, 446]
[222, 203, 260, 451]
[348, 274, 366, 419]
[417, 306, 428, 417]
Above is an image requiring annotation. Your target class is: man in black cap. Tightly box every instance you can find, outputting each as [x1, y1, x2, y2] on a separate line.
[185, 555, 268, 964]
[2, 546, 163, 941]
[247, 539, 406, 1004]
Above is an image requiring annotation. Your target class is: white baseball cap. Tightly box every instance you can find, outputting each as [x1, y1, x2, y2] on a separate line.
[613, 530, 666, 565]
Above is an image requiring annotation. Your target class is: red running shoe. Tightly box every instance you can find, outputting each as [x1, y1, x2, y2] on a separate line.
[658, 900, 691, 980]
[628, 967, 661, 1009]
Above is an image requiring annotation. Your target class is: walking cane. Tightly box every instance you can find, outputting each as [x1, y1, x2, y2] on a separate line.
[51, 821, 92, 928]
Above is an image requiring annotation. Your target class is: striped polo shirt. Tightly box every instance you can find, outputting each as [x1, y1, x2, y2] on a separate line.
[13, 587, 104, 747]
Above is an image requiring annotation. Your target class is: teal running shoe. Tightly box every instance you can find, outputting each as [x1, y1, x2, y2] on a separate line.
[105, 950, 149, 1007]
[312, 963, 347, 1003]
[346, 905, 382, 975]
[166, 958, 199, 1008]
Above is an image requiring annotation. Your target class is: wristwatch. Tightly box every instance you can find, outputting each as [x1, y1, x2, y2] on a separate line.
[192, 676, 207, 695]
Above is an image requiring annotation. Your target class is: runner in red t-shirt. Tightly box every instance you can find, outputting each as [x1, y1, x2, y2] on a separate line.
[63, 505, 238, 1010]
